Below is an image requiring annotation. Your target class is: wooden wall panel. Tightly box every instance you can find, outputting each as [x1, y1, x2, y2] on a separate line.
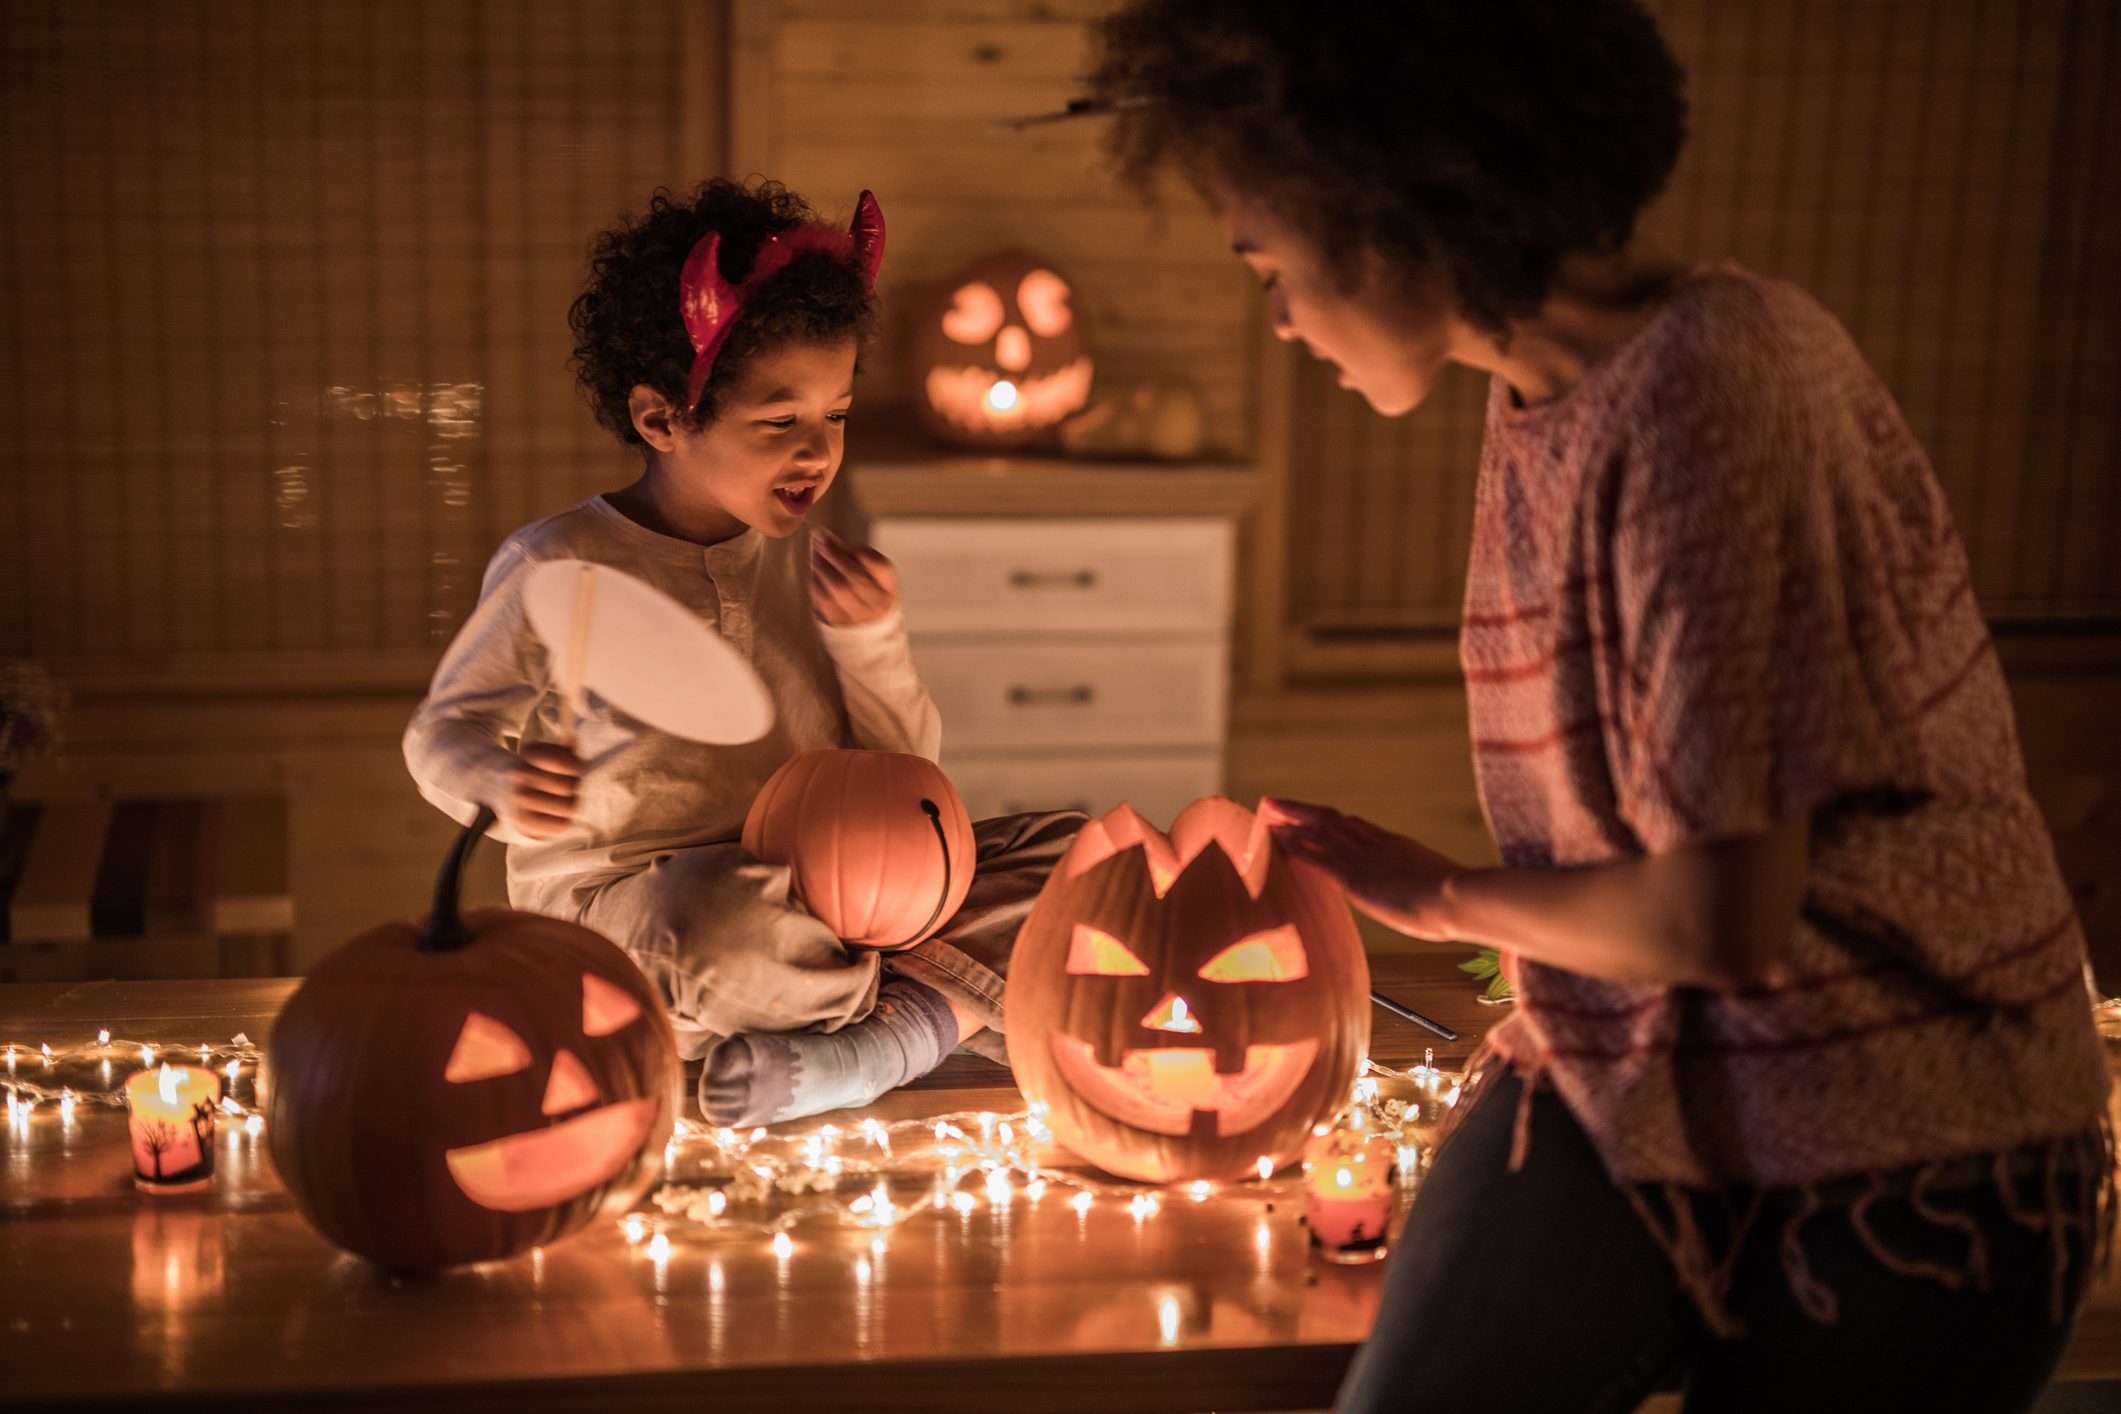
[0, 0, 723, 682]
[1281, 0, 2121, 666]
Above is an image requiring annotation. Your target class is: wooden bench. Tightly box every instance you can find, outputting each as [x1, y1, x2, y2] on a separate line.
[0, 794, 292, 982]
[0, 955, 2112, 1412]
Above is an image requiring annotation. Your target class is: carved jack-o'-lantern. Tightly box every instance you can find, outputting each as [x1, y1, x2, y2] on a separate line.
[743, 748, 977, 950]
[1005, 798, 1370, 1184]
[266, 809, 677, 1271]
[913, 248, 1093, 447]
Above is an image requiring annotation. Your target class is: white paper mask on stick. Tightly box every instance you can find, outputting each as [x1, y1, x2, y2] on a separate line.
[523, 560, 775, 745]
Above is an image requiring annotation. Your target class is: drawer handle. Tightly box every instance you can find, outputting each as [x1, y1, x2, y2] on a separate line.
[1008, 568, 1098, 590]
[1007, 684, 1095, 707]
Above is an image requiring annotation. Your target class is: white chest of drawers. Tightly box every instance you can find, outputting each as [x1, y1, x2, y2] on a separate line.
[855, 460, 1256, 829]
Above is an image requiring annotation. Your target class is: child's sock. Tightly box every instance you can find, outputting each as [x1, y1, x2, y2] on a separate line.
[698, 978, 959, 1127]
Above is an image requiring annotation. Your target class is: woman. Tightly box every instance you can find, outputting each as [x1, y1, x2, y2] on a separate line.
[1086, 4, 2110, 1410]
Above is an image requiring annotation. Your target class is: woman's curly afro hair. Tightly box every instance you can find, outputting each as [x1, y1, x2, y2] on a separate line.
[1088, 0, 1688, 335]
[568, 178, 878, 447]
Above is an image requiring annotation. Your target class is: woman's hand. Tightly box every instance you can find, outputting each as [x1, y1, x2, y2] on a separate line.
[810, 532, 903, 628]
[504, 743, 582, 840]
[1259, 797, 1463, 941]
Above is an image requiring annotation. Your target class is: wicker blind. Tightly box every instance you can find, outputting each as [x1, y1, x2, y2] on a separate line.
[1285, 0, 2121, 650]
[0, 0, 722, 678]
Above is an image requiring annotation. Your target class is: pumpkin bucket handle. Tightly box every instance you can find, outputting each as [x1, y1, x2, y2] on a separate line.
[420, 804, 498, 954]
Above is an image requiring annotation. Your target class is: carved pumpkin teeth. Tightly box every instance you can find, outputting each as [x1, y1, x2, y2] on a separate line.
[1048, 1037, 1320, 1139]
[445, 1097, 659, 1213]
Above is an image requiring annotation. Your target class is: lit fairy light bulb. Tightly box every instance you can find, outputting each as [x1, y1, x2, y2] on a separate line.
[245, 1114, 264, 1138]
[223, 1059, 239, 1079]
[1128, 1193, 1160, 1223]
[706, 1191, 728, 1218]
[40, 1044, 52, 1068]
[1025, 1177, 1048, 1202]
[859, 1119, 889, 1149]
[771, 1232, 794, 1259]
[950, 1191, 977, 1216]
[1071, 1190, 1094, 1215]
[140, 1046, 156, 1067]
[1188, 1180, 1212, 1202]
[97, 1028, 110, 1046]
[646, 1231, 672, 1263]
[985, 1170, 1013, 1205]
[59, 1089, 77, 1123]
[198, 1044, 211, 1062]
[1256, 1156, 1275, 1181]
[986, 380, 1019, 412]
[623, 1215, 647, 1245]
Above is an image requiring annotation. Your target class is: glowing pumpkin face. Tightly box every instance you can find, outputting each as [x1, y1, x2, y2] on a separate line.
[1005, 798, 1369, 1184]
[914, 248, 1093, 447]
[268, 815, 677, 1272]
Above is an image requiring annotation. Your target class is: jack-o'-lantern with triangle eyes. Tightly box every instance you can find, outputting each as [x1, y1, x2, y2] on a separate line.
[266, 809, 677, 1272]
[1006, 798, 1370, 1185]
[914, 248, 1094, 447]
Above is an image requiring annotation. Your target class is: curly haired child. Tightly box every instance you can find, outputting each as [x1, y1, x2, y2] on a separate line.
[404, 178, 1079, 1127]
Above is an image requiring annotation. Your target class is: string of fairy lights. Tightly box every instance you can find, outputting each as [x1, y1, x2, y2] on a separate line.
[3, 1024, 1462, 1250]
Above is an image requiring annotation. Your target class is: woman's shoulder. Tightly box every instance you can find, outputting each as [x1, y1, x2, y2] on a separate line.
[1646, 263, 1869, 399]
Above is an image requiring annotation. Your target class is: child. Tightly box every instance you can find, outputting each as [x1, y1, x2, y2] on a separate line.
[403, 178, 1079, 1126]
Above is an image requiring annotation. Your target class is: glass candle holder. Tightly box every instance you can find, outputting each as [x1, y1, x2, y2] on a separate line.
[126, 1064, 223, 1193]
[1303, 1126, 1397, 1263]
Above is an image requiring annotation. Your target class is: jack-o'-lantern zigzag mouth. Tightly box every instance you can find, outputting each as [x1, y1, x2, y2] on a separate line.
[925, 357, 1094, 434]
[445, 1097, 658, 1212]
[1048, 1035, 1318, 1139]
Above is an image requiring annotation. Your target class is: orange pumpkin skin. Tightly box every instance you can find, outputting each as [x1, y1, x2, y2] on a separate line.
[267, 852, 676, 1272]
[742, 749, 976, 950]
[1005, 798, 1369, 1185]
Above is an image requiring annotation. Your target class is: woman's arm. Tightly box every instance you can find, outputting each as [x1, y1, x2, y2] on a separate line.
[1262, 798, 1809, 988]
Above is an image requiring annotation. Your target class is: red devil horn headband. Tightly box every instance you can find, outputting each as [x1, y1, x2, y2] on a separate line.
[679, 190, 885, 408]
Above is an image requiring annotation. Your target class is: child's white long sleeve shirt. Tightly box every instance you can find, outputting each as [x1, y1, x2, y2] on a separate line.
[403, 494, 941, 915]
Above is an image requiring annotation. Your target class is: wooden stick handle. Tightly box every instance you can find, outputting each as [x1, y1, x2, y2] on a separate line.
[556, 563, 597, 749]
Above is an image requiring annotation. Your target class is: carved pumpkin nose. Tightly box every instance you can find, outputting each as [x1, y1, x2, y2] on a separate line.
[995, 325, 1032, 372]
[1142, 993, 1204, 1034]
[542, 1049, 600, 1115]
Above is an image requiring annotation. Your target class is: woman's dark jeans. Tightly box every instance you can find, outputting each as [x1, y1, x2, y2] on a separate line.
[1336, 1073, 2091, 1413]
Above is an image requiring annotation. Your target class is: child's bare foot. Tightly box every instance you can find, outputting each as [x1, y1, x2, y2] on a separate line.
[699, 978, 961, 1127]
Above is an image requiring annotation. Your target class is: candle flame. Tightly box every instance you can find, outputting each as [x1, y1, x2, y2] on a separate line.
[158, 1064, 181, 1106]
[986, 379, 1019, 411]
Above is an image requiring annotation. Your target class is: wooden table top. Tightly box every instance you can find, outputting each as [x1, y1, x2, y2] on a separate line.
[2, 955, 2115, 1412]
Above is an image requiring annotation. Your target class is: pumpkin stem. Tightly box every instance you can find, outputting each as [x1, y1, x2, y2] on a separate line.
[420, 805, 497, 953]
[912, 799, 953, 942]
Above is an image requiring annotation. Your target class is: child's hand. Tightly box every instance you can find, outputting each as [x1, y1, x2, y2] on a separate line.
[504, 743, 583, 840]
[810, 532, 903, 628]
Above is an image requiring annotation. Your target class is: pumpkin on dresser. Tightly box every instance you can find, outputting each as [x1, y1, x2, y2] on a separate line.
[265, 807, 677, 1272]
[742, 748, 977, 950]
[912, 248, 1094, 447]
[1005, 797, 1370, 1185]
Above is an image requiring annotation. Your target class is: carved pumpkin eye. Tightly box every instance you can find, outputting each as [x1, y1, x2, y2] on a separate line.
[1196, 925, 1309, 982]
[941, 281, 1005, 345]
[1016, 268, 1073, 338]
[1066, 924, 1151, 976]
[445, 1012, 533, 1083]
[582, 972, 642, 1036]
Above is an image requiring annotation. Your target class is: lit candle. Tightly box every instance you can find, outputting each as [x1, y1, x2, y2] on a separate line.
[125, 1064, 223, 1193]
[1302, 1127, 1397, 1264]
